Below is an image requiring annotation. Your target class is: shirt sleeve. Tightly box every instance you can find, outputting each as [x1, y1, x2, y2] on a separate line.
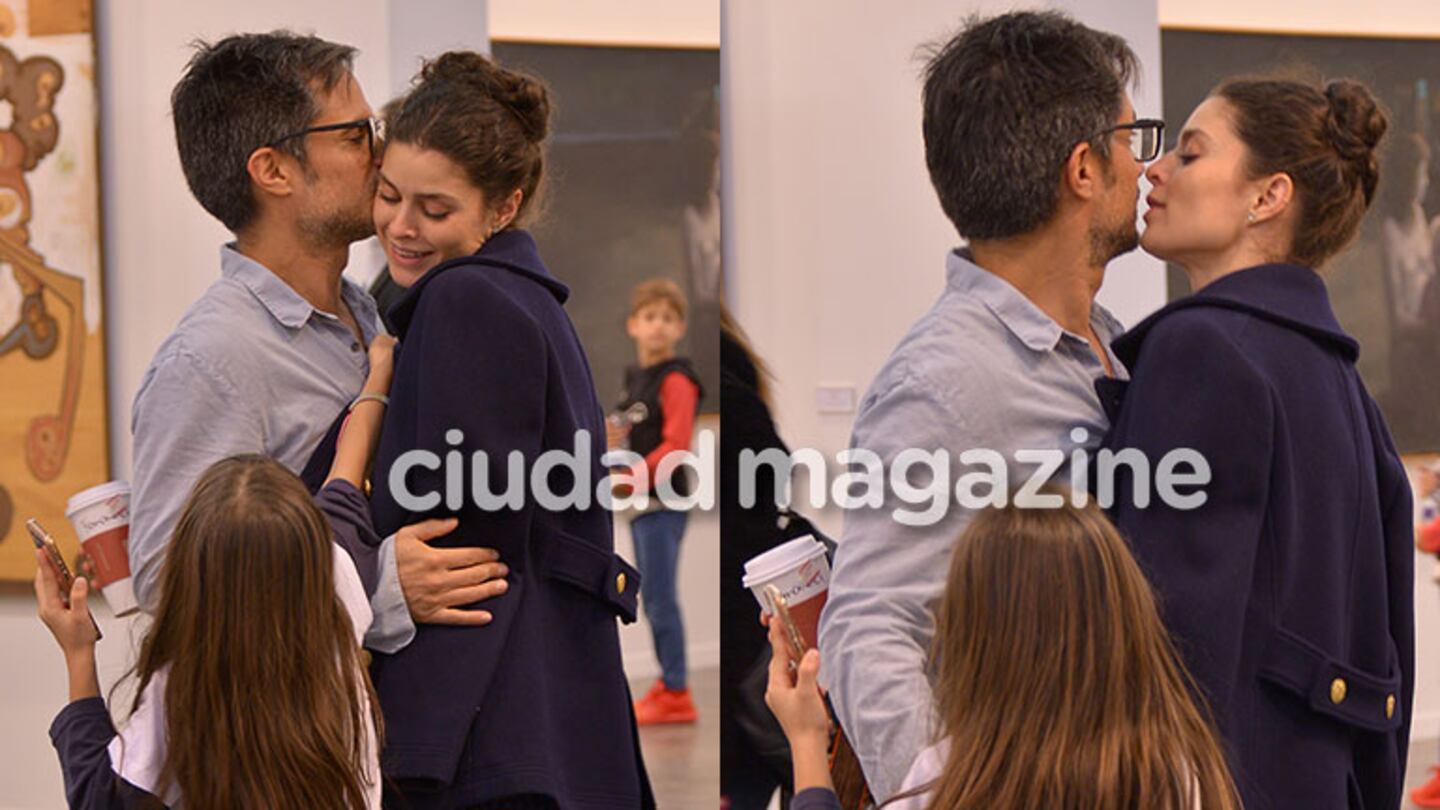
[314, 480, 415, 653]
[818, 368, 980, 802]
[49, 697, 158, 809]
[130, 348, 265, 611]
[628, 371, 700, 485]
[791, 787, 843, 810]
[365, 535, 415, 653]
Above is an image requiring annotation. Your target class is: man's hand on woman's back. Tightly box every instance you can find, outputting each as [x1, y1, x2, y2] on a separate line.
[394, 517, 510, 625]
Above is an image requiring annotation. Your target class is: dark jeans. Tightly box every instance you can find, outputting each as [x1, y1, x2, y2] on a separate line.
[632, 508, 689, 690]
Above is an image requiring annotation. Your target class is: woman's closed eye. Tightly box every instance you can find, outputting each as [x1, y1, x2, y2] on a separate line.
[422, 208, 450, 221]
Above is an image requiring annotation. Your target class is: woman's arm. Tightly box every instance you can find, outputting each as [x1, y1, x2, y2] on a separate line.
[327, 334, 397, 489]
[34, 550, 100, 702]
[764, 617, 836, 796]
[35, 551, 135, 809]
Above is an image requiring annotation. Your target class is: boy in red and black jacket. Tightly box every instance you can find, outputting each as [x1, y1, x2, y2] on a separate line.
[609, 279, 703, 725]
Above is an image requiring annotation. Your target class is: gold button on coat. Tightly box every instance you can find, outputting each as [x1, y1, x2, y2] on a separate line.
[1387, 694, 1396, 719]
[1330, 678, 1347, 705]
[616, 572, 627, 594]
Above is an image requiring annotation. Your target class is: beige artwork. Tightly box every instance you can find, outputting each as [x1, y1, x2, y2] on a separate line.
[0, 0, 108, 583]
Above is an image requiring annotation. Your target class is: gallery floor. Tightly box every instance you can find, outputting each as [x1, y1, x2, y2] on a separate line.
[1409, 736, 1440, 808]
[630, 666, 720, 808]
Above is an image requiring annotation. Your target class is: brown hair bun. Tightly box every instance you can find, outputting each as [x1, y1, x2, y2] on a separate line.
[420, 51, 551, 144]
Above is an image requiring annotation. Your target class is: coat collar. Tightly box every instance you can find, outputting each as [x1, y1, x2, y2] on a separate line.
[1112, 263, 1359, 367]
[387, 229, 568, 337]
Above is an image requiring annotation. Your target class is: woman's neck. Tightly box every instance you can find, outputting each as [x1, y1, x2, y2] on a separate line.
[1179, 243, 1277, 292]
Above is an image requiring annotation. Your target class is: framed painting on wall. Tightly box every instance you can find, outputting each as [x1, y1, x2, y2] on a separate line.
[490, 40, 721, 415]
[0, 0, 110, 583]
[1162, 27, 1440, 455]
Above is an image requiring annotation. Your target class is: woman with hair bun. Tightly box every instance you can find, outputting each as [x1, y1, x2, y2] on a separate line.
[365, 51, 653, 808]
[1099, 77, 1413, 809]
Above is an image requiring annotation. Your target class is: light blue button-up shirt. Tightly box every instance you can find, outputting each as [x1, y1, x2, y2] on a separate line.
[128, 245, 414, 651]
[817, 249, 1128, 800]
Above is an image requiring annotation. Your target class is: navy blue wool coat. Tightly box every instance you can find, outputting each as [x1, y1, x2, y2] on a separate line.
[368, 230, 653, 809]
[1096, 264, 1414, 810]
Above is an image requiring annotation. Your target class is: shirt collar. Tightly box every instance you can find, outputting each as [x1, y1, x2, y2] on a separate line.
[947, 248, 1113, 352]
[221, 243, 380, 338]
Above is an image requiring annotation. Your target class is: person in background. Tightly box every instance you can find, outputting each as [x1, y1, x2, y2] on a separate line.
[1104, 77, 1412, 808]
[721, 306, 796, 809]
[609, 278, 704, 725]
[39, 334, 411, 809]
[766, 496, 1239, 810]
[1410, 462, 1440, 808]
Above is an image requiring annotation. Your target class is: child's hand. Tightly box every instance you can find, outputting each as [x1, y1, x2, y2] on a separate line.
[1420, 464, 1439, 500]
[764, 615, 831, 749]
[364, 334, 398, 394]
[606, 420, 630, 451]
[34, 549, 99, 657]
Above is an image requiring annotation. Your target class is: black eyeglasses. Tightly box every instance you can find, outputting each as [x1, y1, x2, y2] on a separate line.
[270, 115, 386, 157]
[1093, 118, 1165, 162]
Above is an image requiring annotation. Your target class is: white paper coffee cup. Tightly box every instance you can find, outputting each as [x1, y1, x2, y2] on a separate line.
[742, 535, 830, 648]
[65, 481, 137, 617]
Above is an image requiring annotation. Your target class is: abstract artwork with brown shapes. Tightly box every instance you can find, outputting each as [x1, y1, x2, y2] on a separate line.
[0, 0, 108, 582]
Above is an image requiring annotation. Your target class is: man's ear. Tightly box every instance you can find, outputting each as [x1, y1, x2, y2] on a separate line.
[1062, 140, 1100, 202]
[625, 314, 640, 340]
[246, 146, 296, 201]
[1249, 172, 1294, 225]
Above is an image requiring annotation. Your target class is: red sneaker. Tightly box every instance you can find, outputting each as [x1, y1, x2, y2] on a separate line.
[1413, 766, 1440, 808]
[634, 679, 699, 725]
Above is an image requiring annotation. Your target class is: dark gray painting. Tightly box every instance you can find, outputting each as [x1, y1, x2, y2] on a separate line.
[492, 41, 720, 414]
[1163, 29, 1440, 453]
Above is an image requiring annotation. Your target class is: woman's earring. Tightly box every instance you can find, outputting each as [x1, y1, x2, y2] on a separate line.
[1247, 212, 1257, 223]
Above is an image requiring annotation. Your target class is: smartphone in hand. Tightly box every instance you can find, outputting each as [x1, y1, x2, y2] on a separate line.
[28, 518, 102, 640]
[764, 584, 808, 666]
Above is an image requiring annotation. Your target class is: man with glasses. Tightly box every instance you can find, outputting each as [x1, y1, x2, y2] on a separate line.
[129, 32, 506, 650]
[816, 11, 1162, 803]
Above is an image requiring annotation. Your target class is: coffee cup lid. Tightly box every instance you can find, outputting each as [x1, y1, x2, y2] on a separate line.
[66, 481, 132, 518]
[742, 535, 827, 588]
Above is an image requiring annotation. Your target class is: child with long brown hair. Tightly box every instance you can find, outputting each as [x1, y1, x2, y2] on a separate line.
[35, 336, 424, 809]
[766, 493, 1241, 810]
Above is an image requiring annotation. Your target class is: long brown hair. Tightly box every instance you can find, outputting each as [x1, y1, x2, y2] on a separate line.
[129, 455, 381, 809]
[720, 302, 773, 408]
[900, 494, 1239, 810]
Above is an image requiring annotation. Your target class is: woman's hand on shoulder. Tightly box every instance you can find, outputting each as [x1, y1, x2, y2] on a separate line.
[364, 334, 398, 395]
